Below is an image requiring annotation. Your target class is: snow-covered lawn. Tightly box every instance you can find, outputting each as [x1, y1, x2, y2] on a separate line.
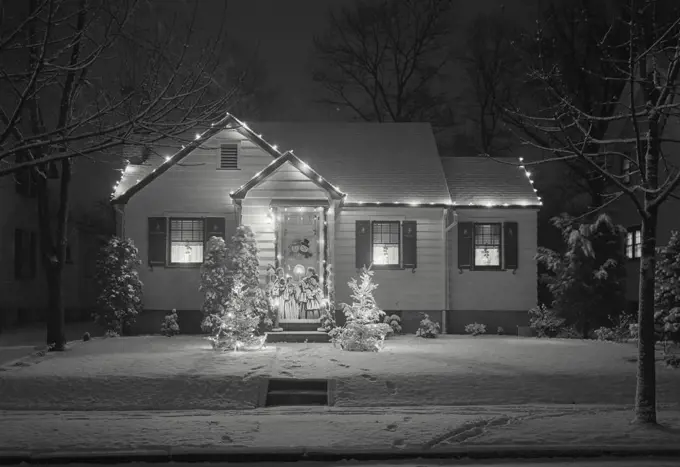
[1, 335, 679, 410]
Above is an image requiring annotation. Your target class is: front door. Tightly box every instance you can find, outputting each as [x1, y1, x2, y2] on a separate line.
[275, 209, 324, 320]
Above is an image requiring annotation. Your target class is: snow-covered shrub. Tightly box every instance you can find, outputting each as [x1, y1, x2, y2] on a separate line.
[629, 323, 639, 339]
[329, 267, 388, 351]
[416, 313, 440, 338]
[318, 302, 336, 332]
[656, 307, 680, 353]
[204, 226, 271, 351]
[557, 325, 581, 339]
[465, 322, 487, 336]
[528, 304, 566, 338]
[594, 314, 635, 343]
[665, 353, 680, 369]
[161, 309, 180, 337]
[82, 332, 91, 341]
[104, 329, 119, 338]
[383, 314, 402, 335]
[94, 237, 143, 335]
[497, 326, 505, 335]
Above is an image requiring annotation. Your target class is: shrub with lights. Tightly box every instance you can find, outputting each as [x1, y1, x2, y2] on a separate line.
[200, 237, 231, 333]
[93, 237, 143, 336]
[203, 226, 272, 351]
[655, 230, 680, 352]
[416, 313, 440, 338]
[329, 266, 391, 351]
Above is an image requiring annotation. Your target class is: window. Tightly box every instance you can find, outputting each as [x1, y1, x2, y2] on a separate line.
[474, 223, 501, 268]
[14, 151, 37, 197]
[169, 218, 204, 264]
[372, 221, 400, 266]
[219, 143, 239, 169]
[622, 158, 631, 184]
[626, 226, 642, 259]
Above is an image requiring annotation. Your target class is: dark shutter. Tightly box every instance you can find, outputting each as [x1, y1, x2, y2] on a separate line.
[29, 232, 37, 278]
[225, 213, 239, 243]
[504, 221, 519, 270]
[355, 220, 371, 269]
[402, 220, 417, 269]
[14, 229, 23, 279]
[458, 222, 473, 269]
[205, 217, 226, 240]
[148, 217, 167, 265]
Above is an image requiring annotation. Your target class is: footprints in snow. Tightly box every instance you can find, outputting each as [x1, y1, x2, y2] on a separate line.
[242, 365, 266, 380]
[360, 373, 398, 395]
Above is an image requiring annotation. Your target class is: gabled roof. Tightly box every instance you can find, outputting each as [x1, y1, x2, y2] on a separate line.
[440, 157, 541, 208]
[230, 151, 345, 201]
[111, 117, 452, 206]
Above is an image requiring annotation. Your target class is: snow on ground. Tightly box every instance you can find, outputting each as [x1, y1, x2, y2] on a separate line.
[1, 406, 679, 453]
[1, 335, 679, 410]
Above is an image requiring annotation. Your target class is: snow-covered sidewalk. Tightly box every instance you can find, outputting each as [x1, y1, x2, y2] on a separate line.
[1, 406, 679, 456]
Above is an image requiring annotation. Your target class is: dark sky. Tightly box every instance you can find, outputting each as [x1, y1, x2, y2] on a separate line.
[73, 0, 536, 213]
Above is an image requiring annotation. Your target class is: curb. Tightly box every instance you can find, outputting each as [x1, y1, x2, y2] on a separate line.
[1, 445, 680, 465]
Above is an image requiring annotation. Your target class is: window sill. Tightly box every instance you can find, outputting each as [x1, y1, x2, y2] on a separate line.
[164, 263, 203, 269]
[472, 266, 503, 271]
[371, 264, 403, 270]
[216, 168, 241, 171]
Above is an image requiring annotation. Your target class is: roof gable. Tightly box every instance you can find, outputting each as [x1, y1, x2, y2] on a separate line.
[230, 151, 344, 200]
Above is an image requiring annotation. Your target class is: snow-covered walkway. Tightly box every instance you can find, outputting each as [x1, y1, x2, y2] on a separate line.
[1, 406, 679, 454]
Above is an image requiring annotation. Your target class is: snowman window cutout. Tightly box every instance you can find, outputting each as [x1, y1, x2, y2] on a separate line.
[288, 238, 313, 259]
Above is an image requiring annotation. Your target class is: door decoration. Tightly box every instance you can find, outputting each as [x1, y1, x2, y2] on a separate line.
[288, 238, 313, 259]
[266, 263, 324, 320]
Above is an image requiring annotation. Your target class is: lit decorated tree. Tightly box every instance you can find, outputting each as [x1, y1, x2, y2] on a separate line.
[329, 266, 391, 351]
[205, 226, 272, 350]
[93, 237, 143, 336]
[199, 237, 230, 332]
[655, 231, 680, 349]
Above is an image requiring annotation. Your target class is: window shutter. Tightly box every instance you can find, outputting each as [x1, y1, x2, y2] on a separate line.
[148, 217, 167, 265]
[205, 217, 226, 241]
[504, 221, 519, 270]
[355, 220, 371, 269]
[219, 143, 238, 169]
[402, 220, 417, 269]
[29, 232, 37, 278]
[225, 214, 239, 243]
[14, 229, 23, 279]
[458, 222, 473, 269]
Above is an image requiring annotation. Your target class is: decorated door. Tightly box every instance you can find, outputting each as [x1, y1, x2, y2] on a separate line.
[273, 209, 324, 320]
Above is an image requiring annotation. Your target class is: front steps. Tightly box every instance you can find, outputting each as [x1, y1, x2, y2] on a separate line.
[265, 378, 329, 407]
[267, 319, 330, 343]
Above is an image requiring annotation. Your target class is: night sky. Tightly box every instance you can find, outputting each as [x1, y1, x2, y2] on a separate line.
[72, 0, 536, 214]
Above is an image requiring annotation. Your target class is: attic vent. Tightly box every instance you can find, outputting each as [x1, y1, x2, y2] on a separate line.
[219, 143, 239, 170]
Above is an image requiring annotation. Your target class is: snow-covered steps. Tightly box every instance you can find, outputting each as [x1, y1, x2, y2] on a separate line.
[265, 378, 329, 407]
[266, 331, 330, 343]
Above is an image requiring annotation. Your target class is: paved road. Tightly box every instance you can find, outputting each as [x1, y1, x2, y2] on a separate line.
[45, 459, 680, 466]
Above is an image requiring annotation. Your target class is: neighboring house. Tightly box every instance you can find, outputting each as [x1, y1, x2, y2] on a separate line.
[0, 160, 98, 330]
[111, 115, 541, 334]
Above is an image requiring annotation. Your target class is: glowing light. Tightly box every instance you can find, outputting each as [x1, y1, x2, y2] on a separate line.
[485, 202, 494, 207]
[136, 179, 140, 183]
[195, 133, 201, 140]
[503, 203, 509, 207]
[318, 177, 323, 182]
[272, 145, 278, 151]
[230, 191, 234, 195]
[519, 165, 525, 169]
[525, 171, 531, 177]
[519, 157, 524, 162]
[300, 162, 309, 170]
[164, 156, 171, 162]
[124, 165, 132, 173]
[409, 202, 419, 206]
[533, 188, 538, 192]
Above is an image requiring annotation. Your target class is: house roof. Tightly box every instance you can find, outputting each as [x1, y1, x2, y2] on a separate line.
[111, 116, 452, 206]
[230, 151, 345, 201]
[440, 157, 541, 208]
[242, 122, 452, 205]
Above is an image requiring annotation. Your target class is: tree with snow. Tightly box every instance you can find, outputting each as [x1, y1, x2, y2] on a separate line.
[200, 237, 230, 332]
[93, 237, 143, 336]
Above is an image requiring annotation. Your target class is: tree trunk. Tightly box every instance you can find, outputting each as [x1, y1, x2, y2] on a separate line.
[45, 266, 66, 350]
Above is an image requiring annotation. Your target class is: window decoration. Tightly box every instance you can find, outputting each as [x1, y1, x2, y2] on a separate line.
[622, 157, 631, 184]
[170, 218, 204, 263]
[474, 223, 501, 268]
[372, 221, 400, 266]
[626, 226, 642, 259]
[288, 238, 313, 259]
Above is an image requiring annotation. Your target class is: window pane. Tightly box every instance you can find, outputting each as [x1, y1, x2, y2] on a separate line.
[474, 224, 500, 246]
[626, 232, 633, 248]
[626, 244, 633, 259]
[171, 241, 204, 263]
[634, 230, 641, 246]
[475, 247, 500, 267]
[635, 242, 641, 258]
[170, 219, 204, 242]
[373, 244, 399, 265]
[373, 222, 399, 244]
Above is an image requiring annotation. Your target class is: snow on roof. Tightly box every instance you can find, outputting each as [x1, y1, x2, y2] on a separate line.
[440, 157, 541, 207]
[246, 122, 452, 205]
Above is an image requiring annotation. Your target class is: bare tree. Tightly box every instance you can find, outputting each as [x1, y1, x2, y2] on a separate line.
[458, 10, 519, 155]
[312, 0, 455, 128]
[508, 0, 680, 424]
[0, 0, 255, 349]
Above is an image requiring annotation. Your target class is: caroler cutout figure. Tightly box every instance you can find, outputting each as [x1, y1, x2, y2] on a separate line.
[303, 267, 323, 319]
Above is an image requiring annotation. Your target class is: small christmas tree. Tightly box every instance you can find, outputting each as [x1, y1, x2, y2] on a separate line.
[93, 237, 143, 335]
[655, 230, 680, 348]
[205, 226, 271, 351]
[346, 266, 385, 324]
[199, 237, 230, 332]
[160, 309, 180, 337]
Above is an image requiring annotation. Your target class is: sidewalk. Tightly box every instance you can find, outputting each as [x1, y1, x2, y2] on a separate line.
[1, 405, 679, 462]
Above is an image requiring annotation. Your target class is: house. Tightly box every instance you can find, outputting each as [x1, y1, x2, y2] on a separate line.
[0, 160, 99, 331]
[110, 114, 541, 334]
